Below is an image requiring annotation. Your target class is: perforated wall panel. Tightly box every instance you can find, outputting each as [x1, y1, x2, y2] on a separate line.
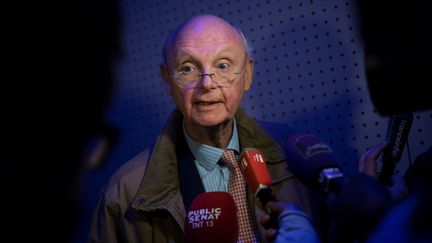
[76, 0, 432, 242]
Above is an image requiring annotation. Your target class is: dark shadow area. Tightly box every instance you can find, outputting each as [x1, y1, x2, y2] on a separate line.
[3, 0, 121, 242]
[358, 1, 432, 115]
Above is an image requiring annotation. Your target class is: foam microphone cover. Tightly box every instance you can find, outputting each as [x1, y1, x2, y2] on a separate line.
[285, 132, 341, 191]
[185, 192, 238, 243]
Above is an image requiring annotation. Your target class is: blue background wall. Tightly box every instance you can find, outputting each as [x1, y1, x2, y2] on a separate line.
[74, 0, 432, 241]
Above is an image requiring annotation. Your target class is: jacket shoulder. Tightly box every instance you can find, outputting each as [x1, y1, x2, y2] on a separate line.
[102, 148, 151, 203]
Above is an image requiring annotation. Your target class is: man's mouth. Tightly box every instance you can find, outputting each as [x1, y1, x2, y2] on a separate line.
[196, 101, 218, 106]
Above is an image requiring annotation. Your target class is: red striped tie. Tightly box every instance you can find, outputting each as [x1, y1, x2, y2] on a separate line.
[221, 149, 258, 243]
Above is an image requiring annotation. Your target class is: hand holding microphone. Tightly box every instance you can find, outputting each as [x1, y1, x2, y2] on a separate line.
[357, 112, 413, 199]
[238, 148, 319, 242]
[358, 141, 409, 201]
[260, 201, 321, 243]
[238, 148, 280, 238]
[284, 132, 394, 242]
[358, 141, 388, 178]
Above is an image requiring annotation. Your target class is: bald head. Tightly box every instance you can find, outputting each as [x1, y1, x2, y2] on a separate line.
[162, 14, 250, 65]
[159, 14, 255, 138]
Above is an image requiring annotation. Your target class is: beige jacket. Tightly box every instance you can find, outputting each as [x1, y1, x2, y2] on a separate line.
[88, 108, 322, 243]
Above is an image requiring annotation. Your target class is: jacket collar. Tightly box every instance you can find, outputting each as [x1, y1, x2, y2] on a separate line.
[132, 110, 186, 229]
[235, 108, 287, 163]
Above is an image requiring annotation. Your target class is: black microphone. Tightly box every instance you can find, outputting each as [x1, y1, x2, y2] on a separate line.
[185, 192, 238, 243]
[379, 112, 413, 185]
[285, 132, 346, 194]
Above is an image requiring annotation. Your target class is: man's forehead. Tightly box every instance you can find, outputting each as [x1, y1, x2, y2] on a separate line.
[163, 15, 246, 64]
[177, 18, 239, 42]
[180, 15, 232, 32]
[173, 21, 242, 50]
[170, 39, 243, 63]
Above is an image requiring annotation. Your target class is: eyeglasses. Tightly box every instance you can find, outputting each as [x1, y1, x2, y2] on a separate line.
[169, 58, 248, 88]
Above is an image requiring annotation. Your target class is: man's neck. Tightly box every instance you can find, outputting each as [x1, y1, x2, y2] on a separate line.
[184, 120, 233, 148]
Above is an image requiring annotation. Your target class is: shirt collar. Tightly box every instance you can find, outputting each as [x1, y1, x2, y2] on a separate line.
[183, 119, 240, 171]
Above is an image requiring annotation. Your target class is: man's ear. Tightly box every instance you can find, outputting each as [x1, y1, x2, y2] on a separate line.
[160, 64, 172, 95]
[243, 58, 254, 91]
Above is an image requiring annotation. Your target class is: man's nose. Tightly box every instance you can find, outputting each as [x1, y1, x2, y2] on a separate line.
[197, 72, 216, 88]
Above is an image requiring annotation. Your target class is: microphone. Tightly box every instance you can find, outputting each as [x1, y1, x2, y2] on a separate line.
[285, 132, 346, 194]
[238, 148, 273, 207]
[285, 133, 393, 242]
[185, 192, 238, 243]
[238, 148, 280, 229]
[379, 112, 413, 185]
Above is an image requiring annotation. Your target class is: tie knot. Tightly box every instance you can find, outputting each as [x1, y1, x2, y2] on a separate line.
[220, 149, 238, 169]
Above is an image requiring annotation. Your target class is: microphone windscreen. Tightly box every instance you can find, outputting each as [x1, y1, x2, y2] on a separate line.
[285, 132, 341, 191]
[185, 192, 238, 243]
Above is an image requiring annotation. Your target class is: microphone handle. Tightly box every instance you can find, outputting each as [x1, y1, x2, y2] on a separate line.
[256, 188, 279, 229]
[379, 158, 396, 186]
[378, 112, 413, 186]
[257, 187, 273, 209]
[327, 176, 348, 194]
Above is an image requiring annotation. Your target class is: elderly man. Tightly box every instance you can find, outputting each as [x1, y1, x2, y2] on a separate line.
[89, 14, 321, 243]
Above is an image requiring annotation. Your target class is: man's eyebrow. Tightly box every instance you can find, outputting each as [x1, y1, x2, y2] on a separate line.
[174, 53, 197, 64]
[215, 49, 242, 58]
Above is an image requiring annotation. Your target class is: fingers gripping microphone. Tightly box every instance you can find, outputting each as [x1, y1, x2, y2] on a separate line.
[285, 133, 345, 194]
[238, 148, 273, 207]
[379, 112, 413, 185]
[185, 192, 238, 243]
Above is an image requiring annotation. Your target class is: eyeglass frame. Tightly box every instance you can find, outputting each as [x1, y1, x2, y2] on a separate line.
[167, 55, 250, 88]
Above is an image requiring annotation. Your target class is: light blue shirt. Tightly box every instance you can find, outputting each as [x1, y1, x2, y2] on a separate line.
[183, 119, 239, 192]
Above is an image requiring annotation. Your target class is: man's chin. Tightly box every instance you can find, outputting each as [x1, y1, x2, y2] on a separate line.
[192, 117, 232, 129]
